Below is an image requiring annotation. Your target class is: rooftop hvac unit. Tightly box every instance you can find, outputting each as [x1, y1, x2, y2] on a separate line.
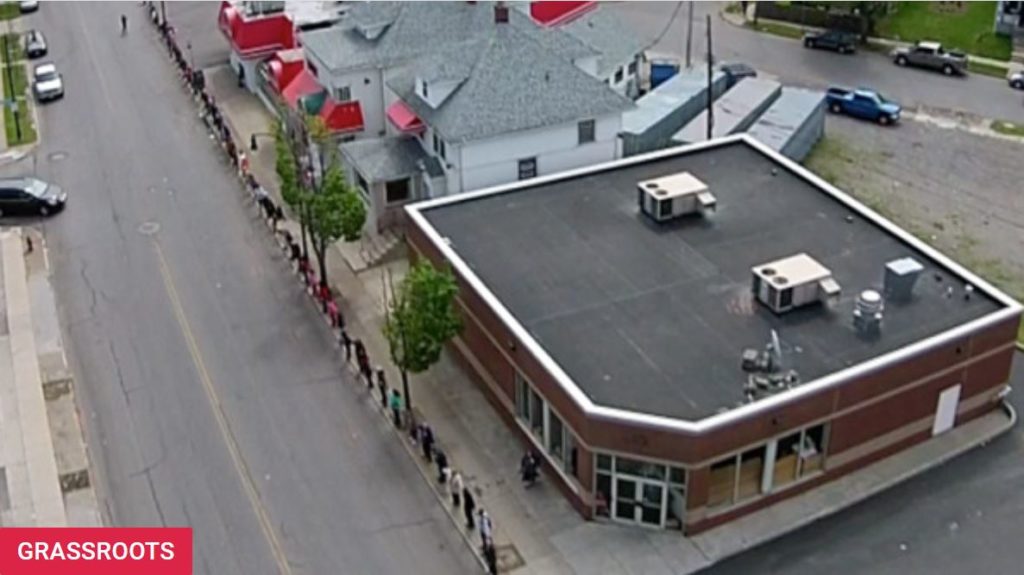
[637, 172, 717, 223]
[752, 253, 840, 314]
[884, 257, 924, 303]
[853, 289, 884, 335]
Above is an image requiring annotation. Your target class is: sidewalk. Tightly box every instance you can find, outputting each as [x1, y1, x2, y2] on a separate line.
[209, 69, 1017, 574]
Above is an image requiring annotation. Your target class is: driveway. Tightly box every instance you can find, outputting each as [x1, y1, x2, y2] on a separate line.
[610, 2, 1024, 124]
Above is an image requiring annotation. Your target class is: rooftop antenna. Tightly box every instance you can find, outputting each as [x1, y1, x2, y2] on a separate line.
[769, 328, 783, 370]
[705, 13, 714, 140]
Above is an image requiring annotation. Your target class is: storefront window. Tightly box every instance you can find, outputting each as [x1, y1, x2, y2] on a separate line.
[529, 388, 544, 438]
[615, 457, 666, 480]
[514, 373, 530, 422]
[708, 456, 738, 509]
[737, 446, 765, 501]
[548, 411, 565, 460]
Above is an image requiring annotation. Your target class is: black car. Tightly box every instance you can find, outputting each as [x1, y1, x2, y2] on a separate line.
[0, 178, 67, 217]
[25, 30, 47, 59]
[803, 30, 857, 54]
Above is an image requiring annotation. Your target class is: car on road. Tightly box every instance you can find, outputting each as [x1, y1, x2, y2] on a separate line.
[32, 63, 64, 102]
[803, 29, 857, 54]
[25, 30, 47, 59]
[826, 86, 901, 125]
[892, 41, 967, 76]
[19, 0, 39, 13]
[0, 178, 67, 217]
[1009, 69, 1024, 90]
[719, 61, 757, 88]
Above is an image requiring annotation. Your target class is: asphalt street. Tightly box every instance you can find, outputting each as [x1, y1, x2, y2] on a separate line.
[17, 4, 476, 575]
[610, 2, 1024, 124]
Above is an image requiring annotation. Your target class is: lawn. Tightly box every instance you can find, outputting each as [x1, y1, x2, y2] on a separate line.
[875, 2, 1012, 61]
[991, 120, 1024, 137]
[968, 59, 1011, 78]
[1, 28, 36, 146]
[0, 2, 19, 21]
[747, 21, 807, 40]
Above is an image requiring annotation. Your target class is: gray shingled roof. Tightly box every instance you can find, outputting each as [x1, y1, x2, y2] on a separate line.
[388, 24, 633, 143]
[299, 1, 595, 73]
[561, 9, 646, 79]
[340, 137, 443, 181]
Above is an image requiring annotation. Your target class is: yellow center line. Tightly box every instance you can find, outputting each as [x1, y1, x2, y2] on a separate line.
[154, 241, 293, 575]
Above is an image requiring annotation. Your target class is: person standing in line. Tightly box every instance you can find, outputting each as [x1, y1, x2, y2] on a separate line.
[420, 423, 434, 461]
[339, 329, 352, 361]
[434, 449, 449, 484]
[120, 14, 128, 35]
[463, 486, 476, 530]
[325, 297, 339, 329]
[483, 540, 498, 575]
[478, 508, 493, 550]
[389, 389, 403, 428]
[449, 470, 463, 508]
[376, 368, 388, 407]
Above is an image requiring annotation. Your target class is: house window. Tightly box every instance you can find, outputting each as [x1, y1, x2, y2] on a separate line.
[518, 157, 537, 180]
[336, 86, 352, 102]
[432, 133, 446, 160]
[614, 66, 624, 84]
[627, 60, 637, 75]
[385, 178, 411, 204]
[578, 119, 595, 145]
[308, 61, 319, 78]
[356, 172, 369, 198]
[422, 79, 429, 98]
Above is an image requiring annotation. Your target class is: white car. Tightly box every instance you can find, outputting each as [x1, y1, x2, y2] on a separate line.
[19, 0, 39, 13]
[32, 63, 64, 102]
[1009, 70, 1024, 90]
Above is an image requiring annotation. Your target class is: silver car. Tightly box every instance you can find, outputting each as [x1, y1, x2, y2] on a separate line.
[32, 63, 64, 102]
[25, 29, 47, 59]
[1009, 70, 1024, 90]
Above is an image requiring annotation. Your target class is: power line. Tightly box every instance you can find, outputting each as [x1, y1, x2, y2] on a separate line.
[643, 1, 684, 53]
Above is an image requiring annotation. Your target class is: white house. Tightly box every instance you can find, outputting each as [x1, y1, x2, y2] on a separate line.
[302, 2, 635, 237]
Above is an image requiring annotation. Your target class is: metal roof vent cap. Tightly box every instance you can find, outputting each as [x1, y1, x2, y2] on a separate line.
[853, 289, 884, 336]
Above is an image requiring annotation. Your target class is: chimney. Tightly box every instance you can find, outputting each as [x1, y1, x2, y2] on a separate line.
[494, 2, 509, 23]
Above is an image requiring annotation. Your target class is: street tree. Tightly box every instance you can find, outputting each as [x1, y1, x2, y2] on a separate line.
[382, 261, 462, 411]
[274, 121, 312, 257]
[308, 163, 366, 288]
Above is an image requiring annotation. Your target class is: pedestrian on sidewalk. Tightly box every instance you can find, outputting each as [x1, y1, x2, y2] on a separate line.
[238, 152, 250, 179]
[389, 389, 403, 428]
[339, 329, 353, 361]
[478, 508, 493, 549]
[272, 204, 284, 233]
[449, 469, 463, 508]
[120, 14, 128, 36]
[435, 449, 449, 484]
[419, 423, 434, 461]
[355, 341, 372, 388]
[463, 487, 476, 530]
[520, 450, 539, 487]
[326, 297, 339, 328]
[483, 540, 498, 575]
[376, 368, 387, 407]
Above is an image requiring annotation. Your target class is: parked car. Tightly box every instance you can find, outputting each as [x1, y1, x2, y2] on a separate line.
[1009, 69, 1024, 90]
[719, 61, 757, 88]
[32, 63, 64, 102]
[25, 30, 47, 59]
[0, 178, 66, 217]
[825, 87, 901, 125]
[891, 41, 967, 76]
[19, 0, 39, 13]
[803, 30, 857, 54]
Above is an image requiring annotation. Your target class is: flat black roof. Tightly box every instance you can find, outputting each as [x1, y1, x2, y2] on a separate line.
[420, 140, 1004, 421]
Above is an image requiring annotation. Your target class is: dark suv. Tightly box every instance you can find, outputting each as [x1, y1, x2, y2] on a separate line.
[0, 178, 67, 217]
[803, 30, 857, 54]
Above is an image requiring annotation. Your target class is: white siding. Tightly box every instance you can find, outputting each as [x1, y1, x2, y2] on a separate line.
[455, 113, 621, 194]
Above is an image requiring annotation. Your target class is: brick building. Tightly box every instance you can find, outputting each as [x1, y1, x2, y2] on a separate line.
[404, 135, 1021, 535]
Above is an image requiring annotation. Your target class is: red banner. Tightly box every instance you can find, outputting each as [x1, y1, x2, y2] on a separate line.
[0, 528, 192, 575]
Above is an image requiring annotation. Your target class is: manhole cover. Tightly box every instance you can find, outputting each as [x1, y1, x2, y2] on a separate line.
[495, 544, 524, 572]
[47, 151, 68, 162]
[137, 222, 160, 236]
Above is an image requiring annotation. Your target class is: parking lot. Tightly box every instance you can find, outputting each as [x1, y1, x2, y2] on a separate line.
[805, 115, 1024, 314]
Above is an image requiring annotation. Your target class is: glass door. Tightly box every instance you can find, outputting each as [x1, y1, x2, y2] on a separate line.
[639, 482, 664, 527]
[613, 476, 666, 528]
[614, 478, 638, 522]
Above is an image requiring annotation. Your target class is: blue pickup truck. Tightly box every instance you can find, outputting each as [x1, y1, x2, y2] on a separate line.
[825, 87, 901, 125]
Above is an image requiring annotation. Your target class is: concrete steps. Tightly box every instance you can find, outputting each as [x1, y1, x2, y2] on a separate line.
[1013, 35, 1024, 65]
[340, 229, 406, 274]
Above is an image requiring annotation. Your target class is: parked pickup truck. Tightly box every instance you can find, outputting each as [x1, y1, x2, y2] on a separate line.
[892, 41, 967, 76]
[825, 87, 901, 125]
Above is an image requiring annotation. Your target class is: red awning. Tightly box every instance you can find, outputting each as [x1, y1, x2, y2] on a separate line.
[320, 99, 365, 134]
[386, 100, 424, 133]
[268, 54, 304, 92]
[530, 1, 596, 26]
[219, 2, 296, 58]
[282, 69, 322, 109]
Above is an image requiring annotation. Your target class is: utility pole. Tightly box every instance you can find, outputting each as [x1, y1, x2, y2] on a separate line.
[685, 1, 694, 69]
[160, 1, 167, 28]
[706, 14, 714, 141]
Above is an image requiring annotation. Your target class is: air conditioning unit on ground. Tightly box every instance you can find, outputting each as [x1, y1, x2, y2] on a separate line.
[637, 172, 717, 223]
[752, 253, 840, 314]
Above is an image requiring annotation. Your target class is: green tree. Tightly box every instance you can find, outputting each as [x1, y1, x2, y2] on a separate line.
[382, 261, 462, 411]
[309, 164, 366, 288]
[274, 121, 313, 257]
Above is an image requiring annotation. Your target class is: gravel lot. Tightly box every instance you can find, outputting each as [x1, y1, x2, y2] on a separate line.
[804, 115, 1024, 339]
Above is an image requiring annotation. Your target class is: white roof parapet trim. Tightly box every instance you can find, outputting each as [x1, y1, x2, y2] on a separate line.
[405, 135, 1023, 435]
